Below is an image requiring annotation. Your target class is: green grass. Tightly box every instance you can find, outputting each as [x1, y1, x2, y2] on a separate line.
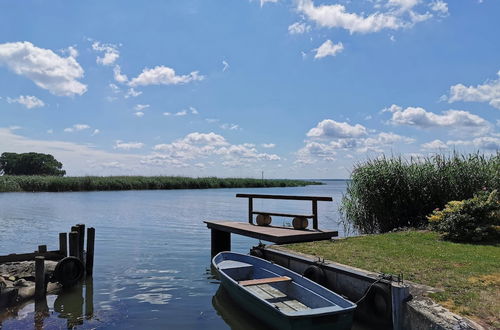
[284, 231, 500, 328]
[341, 153, 499, 233]
[0, 175, 318, 192]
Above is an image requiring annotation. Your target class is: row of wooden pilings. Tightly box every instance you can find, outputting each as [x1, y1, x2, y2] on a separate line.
[34, 224, 95, 301]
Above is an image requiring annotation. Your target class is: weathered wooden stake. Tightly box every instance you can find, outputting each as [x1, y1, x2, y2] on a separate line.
[37, 245, 47, 253]
[248, 198, 253, 224]
[76, 224, 85, 262]
[211, 229, 230, 258]
[69, 231, 79, 258]
[86, 227, 95, 276]
[312, 200, 318, 230]
[35, 256, 45, 300]
[85, 277, 94, 319]
[59, 233, 67, 257]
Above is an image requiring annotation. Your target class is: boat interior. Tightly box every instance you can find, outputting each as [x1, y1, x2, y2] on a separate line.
[218, 259, 344, 314]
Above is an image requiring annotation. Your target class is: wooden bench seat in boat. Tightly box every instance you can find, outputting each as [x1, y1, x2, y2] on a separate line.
[239, 276, 291, 286]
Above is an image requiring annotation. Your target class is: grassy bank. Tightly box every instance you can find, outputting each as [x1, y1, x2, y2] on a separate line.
[0, 176, 319, 192]
[284, 231, 499, 327]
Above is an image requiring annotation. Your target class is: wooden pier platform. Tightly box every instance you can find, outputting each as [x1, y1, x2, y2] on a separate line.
[205, 221, 337, 244]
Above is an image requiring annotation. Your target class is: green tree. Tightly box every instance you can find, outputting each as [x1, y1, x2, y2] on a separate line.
[0, 152, 66, 176]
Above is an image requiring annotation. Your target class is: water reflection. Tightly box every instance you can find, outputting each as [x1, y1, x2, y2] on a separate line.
[53, 277, 93, 329]
[212, 286, 273, 330]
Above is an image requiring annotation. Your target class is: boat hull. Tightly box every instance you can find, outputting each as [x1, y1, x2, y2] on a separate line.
[213, 252, 355, 330]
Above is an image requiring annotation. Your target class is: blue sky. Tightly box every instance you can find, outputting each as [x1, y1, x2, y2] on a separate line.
[0, 0, 498, 178]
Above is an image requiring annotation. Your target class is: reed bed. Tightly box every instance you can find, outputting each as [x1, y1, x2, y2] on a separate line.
[0, 176, 318, 192]
[340, 153, 499, 234]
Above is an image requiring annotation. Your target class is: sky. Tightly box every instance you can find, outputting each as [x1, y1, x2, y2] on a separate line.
[0, 0, 498, 179]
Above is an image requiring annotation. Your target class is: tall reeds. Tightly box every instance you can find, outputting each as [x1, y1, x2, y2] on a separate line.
[0, 176, 317, 192]
[340, 153, 499, 234]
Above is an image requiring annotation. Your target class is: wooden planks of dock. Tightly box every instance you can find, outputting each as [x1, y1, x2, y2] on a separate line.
[205, 220, 337, 249]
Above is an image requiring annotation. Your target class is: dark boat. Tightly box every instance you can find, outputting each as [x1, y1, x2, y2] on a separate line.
[213, 252, 356, 330]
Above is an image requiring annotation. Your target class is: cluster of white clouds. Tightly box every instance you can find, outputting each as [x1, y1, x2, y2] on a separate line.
[446, 70, 500, 109]
[383, 104, 491, 134]
[92, 41, 120, 66]
[63, 124, 99, 136]
[6, 95, 45, 109]
[114, 140, 145, 150]
[0, 41, 87, 96]
[144, 132, 280, 168]
[422, 137, 500, 151]
[128, 66, 204, 87]
[297, 119, 414, 164]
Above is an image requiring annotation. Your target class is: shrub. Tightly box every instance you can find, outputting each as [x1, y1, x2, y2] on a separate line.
[428, 190, 500, 242]
[340, 153, 499, 234]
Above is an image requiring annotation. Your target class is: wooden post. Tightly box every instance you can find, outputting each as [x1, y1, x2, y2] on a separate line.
[69, 231, 79, 258]
[38, 245, 47, 253]
[248, 197, 253, 224]
[85, 277, 94, 319]
[59, 233, 67, 257]
[211, 229, 230, 258]
[312, 200, 318, 230]
[76, 224, 85, 262]
[86, 227, 95, 276]
[35, 256, 45, 300]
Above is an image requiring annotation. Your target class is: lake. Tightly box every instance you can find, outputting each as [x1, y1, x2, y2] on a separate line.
[0, 180, 349, 329]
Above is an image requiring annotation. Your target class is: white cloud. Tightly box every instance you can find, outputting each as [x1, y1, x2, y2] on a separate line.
[113, 65, 128, 83]
[64, 124, 90, 133]
[189, 107, 198, 114]
[307, 119, 367, 138]
[134, 111, 145, 117]
[129, 65, 204, 87]
[91, 129, 100, 136]
[314, 40, 344, 59]
[220, 123, 240, 130]
[125, 88, 142, 98]
[114, 140, 145, 150]
[447, 70, 500, 109]
[260, 0, 279, 7]
[222, 60, 229, 72]
[385, 104, 491, 133]
[109, 83, 121, 93]
[0, 41, 87, 96]
[430, 0, 449, 16]
[261, 143, 276, 148]
[288, 22, 311, 34]
[134, 104, 150, 111]
[175, 110, 188, 116]
[7, 95, 45, 109]
[297, 0, 415, 34]
[421, 139, 449, 150]
[92, 41, 120, 66]
[47, 129, 53, 134]
[447, 136, 500, 150]
[163, 112, 171, 116]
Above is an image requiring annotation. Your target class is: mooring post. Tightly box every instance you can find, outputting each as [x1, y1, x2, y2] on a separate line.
[59, 233, 68, 257]
[312, 200, 318, 230]
[211, 229, 230, 258]
[86, 227, 95, 276]
[37, 245, 47, 253]
[248, 198, 253, 224]
[76, 224, 85, 262]
[85, 277, 94, 319]
[69, 231, 79, 258]
[35, 256, 45, 300]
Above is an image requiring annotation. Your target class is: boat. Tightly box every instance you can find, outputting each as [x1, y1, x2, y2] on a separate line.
[212, 252, 356, 330]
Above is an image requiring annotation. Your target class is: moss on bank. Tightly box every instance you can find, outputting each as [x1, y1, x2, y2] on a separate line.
[284, 231, 499, 328]
[0, 176, 319, 192]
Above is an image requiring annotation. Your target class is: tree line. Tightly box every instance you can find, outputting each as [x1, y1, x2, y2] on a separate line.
[0, 152, 65, 176]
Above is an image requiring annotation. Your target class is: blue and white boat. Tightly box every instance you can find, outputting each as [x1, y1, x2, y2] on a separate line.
[213, 252, 356, 330]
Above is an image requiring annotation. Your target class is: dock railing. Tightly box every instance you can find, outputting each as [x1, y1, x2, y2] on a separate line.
[235, 193, 333, 230]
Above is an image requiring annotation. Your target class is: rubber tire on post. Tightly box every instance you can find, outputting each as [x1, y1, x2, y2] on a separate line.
[53, 256, 85, 287]
[303, 265, 326, 286]
[366, 282, 392, 322]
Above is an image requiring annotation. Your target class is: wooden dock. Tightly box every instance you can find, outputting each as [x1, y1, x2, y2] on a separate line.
[205, 220, 337, 244]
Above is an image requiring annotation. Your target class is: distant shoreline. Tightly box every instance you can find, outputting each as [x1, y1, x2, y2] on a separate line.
[0, 175, 321, 193]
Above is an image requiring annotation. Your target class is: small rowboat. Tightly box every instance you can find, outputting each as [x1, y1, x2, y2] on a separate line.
[213, 252, 356, 330]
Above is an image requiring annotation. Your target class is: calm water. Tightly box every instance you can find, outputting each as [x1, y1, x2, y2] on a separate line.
[0, 181, 348, 329]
